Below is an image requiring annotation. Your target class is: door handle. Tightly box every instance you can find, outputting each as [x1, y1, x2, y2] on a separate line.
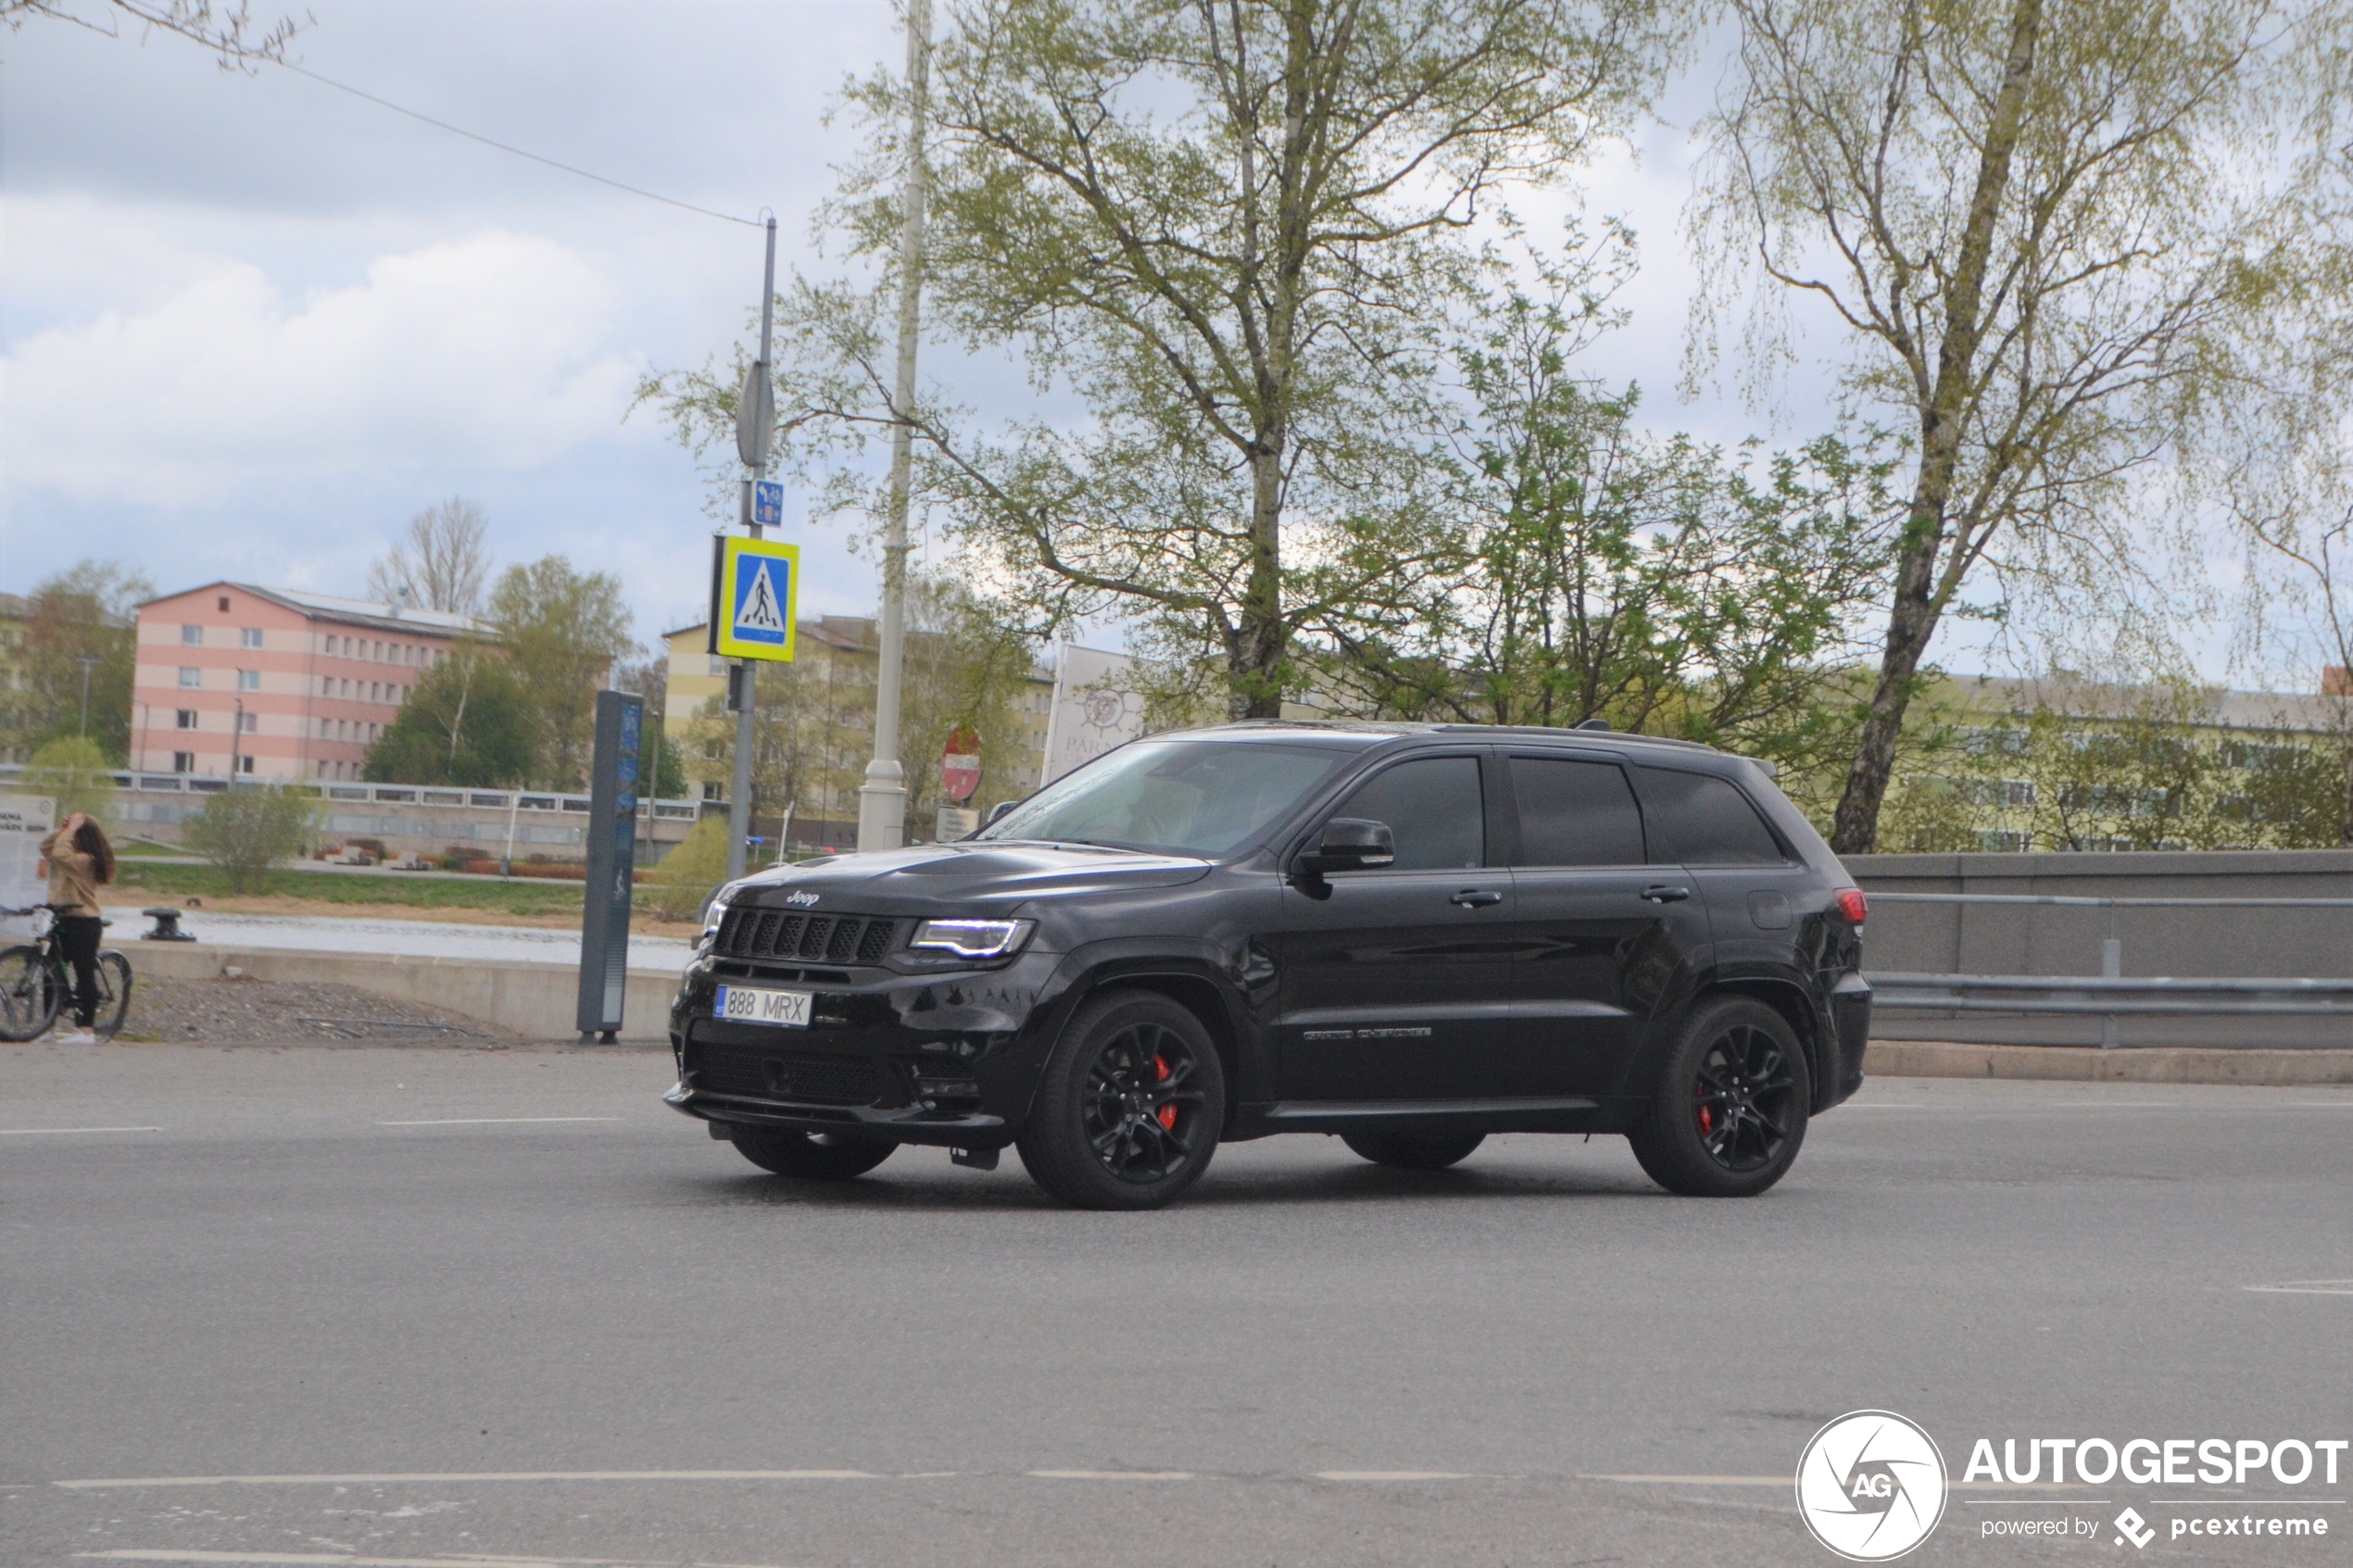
[1642, 884, 1692, 903]
[1451, 889, 1504, 908]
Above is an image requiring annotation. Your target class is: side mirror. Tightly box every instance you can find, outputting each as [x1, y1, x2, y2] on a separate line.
[1297, 818, 1396, 878]
[985, 799, 1020, 826]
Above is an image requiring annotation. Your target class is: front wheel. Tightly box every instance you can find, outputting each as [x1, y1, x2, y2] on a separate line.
[729, 1126, 897, 1181]
[91, 952, 132, 1040]
[1627, 997, 1810, 1198]
[1016, 990, 1226, 1210]
[0, 946, 61, 1042]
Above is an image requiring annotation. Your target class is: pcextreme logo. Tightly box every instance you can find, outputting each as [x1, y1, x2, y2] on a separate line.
[1795, 1411, 1950, 1562]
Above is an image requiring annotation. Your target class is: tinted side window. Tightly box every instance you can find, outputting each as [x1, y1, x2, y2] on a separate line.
[1511, 757, 1645, 867]
[1635, 767, 1784, 865]
[1331, 756, 1485, 871]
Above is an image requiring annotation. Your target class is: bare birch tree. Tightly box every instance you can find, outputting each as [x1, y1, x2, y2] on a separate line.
[1689, 0, 2345, 852]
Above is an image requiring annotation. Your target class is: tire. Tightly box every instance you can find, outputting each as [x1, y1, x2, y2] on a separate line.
[729, 1126, 897, 1181]
[90, 952, 132, 1040]
[0, 947, 61, 1042]
[1015, 990, 1227, 1210]
[1628, 997, 1811, 1198]
[1341, 1130, 1486, 1170]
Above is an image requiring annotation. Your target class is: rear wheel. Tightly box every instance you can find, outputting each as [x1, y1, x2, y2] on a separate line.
[1341, 1130, 1486, 1170]
[1628, 997, 1810, 1198]
[729, 1126, 897, 1181]
[1016, 990, 1225, 1210]
[90, 952, 132, 1040]
[0, 947, 61, 1042]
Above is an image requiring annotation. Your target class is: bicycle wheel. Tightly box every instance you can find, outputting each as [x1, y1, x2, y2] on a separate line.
[90, 951, 132, 1040]
[0, 945, 62, 1041]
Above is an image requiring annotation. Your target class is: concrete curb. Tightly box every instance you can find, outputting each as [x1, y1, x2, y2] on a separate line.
[126, 943, 679, 1042]
[1867, 1039, 2353, 1085]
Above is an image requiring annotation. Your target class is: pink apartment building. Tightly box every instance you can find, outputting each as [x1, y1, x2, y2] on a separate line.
[132, 583, 485, 781]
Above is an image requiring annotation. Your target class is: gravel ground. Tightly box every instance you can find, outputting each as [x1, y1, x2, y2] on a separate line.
[111, 973, 519, 1044]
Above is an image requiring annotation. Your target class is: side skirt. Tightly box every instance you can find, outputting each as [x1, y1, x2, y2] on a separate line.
[1233, 1097, 1624, 1139]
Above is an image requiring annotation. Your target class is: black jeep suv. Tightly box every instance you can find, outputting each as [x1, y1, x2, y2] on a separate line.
[666, 721, 1872, 1210]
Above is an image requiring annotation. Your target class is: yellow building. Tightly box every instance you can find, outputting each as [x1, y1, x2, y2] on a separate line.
[0, 594, 30, 764]
[1885, 671, 2353, 853]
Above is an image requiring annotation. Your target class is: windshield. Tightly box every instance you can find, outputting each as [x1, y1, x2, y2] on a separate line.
[979, 739, 1352, 856]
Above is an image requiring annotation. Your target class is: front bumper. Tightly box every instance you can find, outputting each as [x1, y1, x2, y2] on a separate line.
[664, 947, 1067, 1148]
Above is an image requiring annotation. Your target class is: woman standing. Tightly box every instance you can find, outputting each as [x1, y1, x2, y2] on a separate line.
[36, 811, 114, 1044]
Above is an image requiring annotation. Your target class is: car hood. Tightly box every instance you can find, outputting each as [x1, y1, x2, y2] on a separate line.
[728, 841, 1212, 914]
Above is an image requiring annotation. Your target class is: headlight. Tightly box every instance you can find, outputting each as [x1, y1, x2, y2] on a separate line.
[908, 918, 1034, 959]
[699, 883, 744, 947]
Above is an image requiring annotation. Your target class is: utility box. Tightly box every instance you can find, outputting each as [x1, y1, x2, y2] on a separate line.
[575, 690, 644, 1041]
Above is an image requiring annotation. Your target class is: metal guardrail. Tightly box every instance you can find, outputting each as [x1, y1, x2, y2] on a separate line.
[1859, 889, 2353, 1042]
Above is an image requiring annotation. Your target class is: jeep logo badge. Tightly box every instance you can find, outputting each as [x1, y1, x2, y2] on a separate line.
[785, 891, 819, 907]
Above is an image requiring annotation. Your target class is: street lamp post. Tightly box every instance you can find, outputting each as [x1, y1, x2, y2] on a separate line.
[857, 0, 931, 854]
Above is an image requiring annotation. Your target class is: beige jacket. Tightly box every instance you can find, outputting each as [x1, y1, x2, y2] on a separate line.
[37, 829, 103, 919]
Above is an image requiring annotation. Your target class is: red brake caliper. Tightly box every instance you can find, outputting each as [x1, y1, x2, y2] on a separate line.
[1154, 1054, 1177, 1129]
[1696, 1077, 1715, 1135]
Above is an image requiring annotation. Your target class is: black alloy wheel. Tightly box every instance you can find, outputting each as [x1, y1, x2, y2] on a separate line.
[1628, 997, 1811, 1198]
[1017, 991, 1227, 1210]
[1691, 1023, 1796, 1173]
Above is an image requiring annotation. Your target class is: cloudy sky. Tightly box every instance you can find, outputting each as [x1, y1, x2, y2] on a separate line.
[4, 0, 1972, 666]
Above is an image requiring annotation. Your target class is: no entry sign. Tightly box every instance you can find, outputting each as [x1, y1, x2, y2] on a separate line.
[941, 728, 981, 802]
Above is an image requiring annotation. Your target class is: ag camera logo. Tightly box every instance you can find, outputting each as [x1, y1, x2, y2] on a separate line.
[1796, 1411, 1949, 1561]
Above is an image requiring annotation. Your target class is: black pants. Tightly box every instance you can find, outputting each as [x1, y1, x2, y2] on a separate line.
[54, 915, 102, 1029]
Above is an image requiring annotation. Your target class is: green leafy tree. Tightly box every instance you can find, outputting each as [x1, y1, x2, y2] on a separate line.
[647, 0, 1671, 719]
[20, 736, 119, 825]
[4, 561, 151, 762]
[182, 784, 319, 894]
[361, 644, 535, 787]
[641, 814, 731, 923]
[1317, 276, 1898, 819]
[1688, 0, 2349, 852]
[485, 557, 636, 790]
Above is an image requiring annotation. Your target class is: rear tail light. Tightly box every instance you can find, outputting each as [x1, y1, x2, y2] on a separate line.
[1832, 887, 1868, 925]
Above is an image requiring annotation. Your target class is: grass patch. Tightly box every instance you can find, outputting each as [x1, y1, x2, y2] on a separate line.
[118, 860, 589, 918]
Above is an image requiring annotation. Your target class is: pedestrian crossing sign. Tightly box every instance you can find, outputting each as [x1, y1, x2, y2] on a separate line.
[710, 535, 799, 662]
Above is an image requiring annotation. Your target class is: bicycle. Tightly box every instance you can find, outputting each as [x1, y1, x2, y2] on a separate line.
[0, 904, 132, 1042]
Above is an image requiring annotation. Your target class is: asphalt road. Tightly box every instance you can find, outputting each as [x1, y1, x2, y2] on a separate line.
[2, 1042, 2348, 1568]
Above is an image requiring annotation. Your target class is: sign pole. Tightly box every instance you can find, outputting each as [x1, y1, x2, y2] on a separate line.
[727, 215, 779, 884]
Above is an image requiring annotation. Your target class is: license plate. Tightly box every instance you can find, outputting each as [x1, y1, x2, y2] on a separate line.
[714, 985, 812, 1028]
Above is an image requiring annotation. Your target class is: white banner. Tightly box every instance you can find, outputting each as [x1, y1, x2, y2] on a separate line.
[0, 794, 57, 940]
[1039, 645, 1150, 785]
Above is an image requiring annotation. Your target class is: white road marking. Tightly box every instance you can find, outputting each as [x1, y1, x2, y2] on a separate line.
[0, 1126, 163, 1135]
[77, 1554, 787, 1567]
[1577, 1474, 1787, 1486]
[375, 1118, 623, 1127]
[1025, 1469, 1194, 1480]
[1578, 1474, 2101, 1490]
[2246, 1279, 2353, 1295]
[54, 1470, 875, 1488]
